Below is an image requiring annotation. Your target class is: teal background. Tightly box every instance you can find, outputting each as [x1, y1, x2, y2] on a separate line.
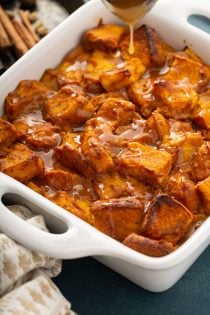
[55, 250, 210, 315]
[54, 2, 210, 314]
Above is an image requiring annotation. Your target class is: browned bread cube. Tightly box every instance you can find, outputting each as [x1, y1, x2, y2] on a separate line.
[192, 89, 210, 130]
[84, 50, 117, 93]
[50, 191, 93, 224]
[117, 142, 172, 186]
[100, 58, 145, 92]
[128, 78, 158, 118]
[43, 85, 88, 126]
[91, 197, 143, 241]
[154, 80, 198, 119]
[196, 177, 210, 214]
[0, 119, 18, 152]
[191, 142, 210, 182]
[94, 172, 151, 200]
[120, 25, 173, 67]
[114, 117, 157, 146]
[55, 133, 89, 175]
[96, 98, 135, 127]
[24, 123, 61, 151]
[41, 47, 90, 90]
[45, 169, 82, 191]
[163, 54, 210, 90]
[161, 132, 203, 173]
[5, 80, 50, 119]
[165, 172, 200, 213]
[123, 233, 175, 257]
[141, 194, 194, 244]
[94, 172, 129, 200]
[146, 110, 170, 141]
[12, 118, 29, 139]
[81, 122, 114, 174]
[0, 143, 44, 182]
[83, 24, 126, 52]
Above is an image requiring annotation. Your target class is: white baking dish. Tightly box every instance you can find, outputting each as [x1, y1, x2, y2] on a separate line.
[0, 0, 209, 292]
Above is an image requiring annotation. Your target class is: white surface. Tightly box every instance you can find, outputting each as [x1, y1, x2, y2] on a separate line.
[0, 0, 209, 292]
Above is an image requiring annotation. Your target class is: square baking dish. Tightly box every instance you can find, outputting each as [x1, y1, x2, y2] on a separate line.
[0, 0, 209, 292]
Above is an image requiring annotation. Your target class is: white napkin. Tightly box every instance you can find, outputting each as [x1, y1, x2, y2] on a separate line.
[0, 205, 75, 315]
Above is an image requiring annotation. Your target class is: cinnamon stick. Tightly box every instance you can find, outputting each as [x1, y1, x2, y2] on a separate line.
[0, 21, 11, 49]
[0, 6, 28, 57]
[13, 19, 36, 49]
[19, 10, 39, 43]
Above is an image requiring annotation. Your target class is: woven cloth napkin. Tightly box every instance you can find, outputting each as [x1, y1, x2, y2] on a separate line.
[0, 205, 76, 315]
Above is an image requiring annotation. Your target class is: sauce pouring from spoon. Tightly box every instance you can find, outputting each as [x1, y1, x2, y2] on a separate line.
[101, 0, 159, 54]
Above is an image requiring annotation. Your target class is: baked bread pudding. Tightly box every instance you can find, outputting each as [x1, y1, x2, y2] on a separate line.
[0, 23, 210, 257]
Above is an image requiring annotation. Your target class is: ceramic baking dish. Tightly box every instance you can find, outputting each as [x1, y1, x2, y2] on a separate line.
[0, 0, 209, 292]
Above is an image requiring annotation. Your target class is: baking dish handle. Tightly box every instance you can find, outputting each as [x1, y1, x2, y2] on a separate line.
[0, 173, 112, 259]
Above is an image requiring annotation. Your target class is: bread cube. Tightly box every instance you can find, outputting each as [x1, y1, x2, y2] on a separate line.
[43, 85, 88, 126]
[25, 123, 61, 151]
[196, 177, 210, 214]
[154, 80, 198, 119]
[50, 191, 93, 224]
[0, 119, 18, 151]
[83, 24, 126, 52]
[191, 142, 210, 182]
[91, 197, 143, 241]
[120, 25, 173, 67]
[56, 61, 85, 87]
[101, 58, 145, 92]
[165, 172, 200, 213]
[83, 50, 117, 93]
[164, 54, 210, 90]
[115, 117, 156, 146]
[40, 68, 60, 91]
[94, 172, 153, 202]
[192, 89, 210, 130]
[123, 234, 175, 257]
[5, 80, 50, 119]
[96, 98, 135, 127]
[117, 142, 172, 186]
[55, 133, 89, 175]
[147, 110, 170, 141]
[87, 91, 127, 115]
[94, 172, 129, 200]
[45, 169, 83, 191]
[81, 123, 114, 174]
[128, 78, 157, 118]
[12, 118, 29, 139]
[41, 46, 90, 90]
[161, 132, 203, 172]
[0, 143, 44, 182]
[141, 194, 194, 244]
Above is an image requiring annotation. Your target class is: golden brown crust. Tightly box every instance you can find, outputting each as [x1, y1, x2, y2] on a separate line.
[0, 143, 44, 182]
[141, 194, 194, 244]
[91, 197, 143, 241]
[123, 233, 176, 257]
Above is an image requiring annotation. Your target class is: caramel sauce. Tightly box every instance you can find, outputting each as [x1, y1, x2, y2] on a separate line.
[102, 0, 158, 54]
[37, 149, 54, 170]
